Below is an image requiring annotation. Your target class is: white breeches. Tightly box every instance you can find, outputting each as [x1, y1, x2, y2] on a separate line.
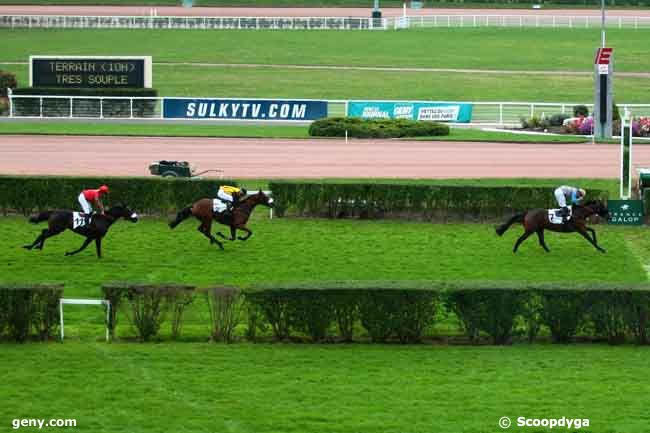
[78, 193, 92, 214]
[217, 190, 234, 203]
[554, 189, 567, 208]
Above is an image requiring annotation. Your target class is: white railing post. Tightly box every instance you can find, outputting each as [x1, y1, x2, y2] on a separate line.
[39, 97, 43, 118]
[499, 103, 503, 125]
[160, 97, 164, 119]
[70, 97, 73, 118]
[530, 104, 534, 118]
[7, 88, 12, 118]
[130, 98, 134, 119]
[100, 97, 103, 119]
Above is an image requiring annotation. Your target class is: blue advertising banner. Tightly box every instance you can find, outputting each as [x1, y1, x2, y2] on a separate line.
[347, 101, 473, 123]
[163, 98, 327, 121]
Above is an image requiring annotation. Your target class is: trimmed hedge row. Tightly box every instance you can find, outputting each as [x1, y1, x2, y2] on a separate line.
[0, 284, 64, 342]
[269, 181, 609, 221]
[71, 283, 650, 345]
[309, 117, 450, 139]
[5, 282, 650, 345]
[0, 176, 237, 216]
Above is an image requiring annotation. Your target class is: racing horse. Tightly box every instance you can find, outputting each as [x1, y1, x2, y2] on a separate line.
[495, 200, 610, 253]
[24, 205, 139, 258]
[168, 190, 274, 249]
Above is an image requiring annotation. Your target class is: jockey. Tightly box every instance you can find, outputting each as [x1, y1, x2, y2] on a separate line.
[217, 185, 247, 211]
[78, 185, 109, 221]
[554, 185, 586, 222]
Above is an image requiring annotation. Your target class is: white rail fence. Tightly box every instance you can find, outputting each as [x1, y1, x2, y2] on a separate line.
[6, 95, 650, 125]
[390, 14, 650, 29]
[0, 14, 384, 30]
[3, 14, 650, 30]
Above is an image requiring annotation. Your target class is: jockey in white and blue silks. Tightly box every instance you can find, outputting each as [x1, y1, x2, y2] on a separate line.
[554, 185, 586, 222]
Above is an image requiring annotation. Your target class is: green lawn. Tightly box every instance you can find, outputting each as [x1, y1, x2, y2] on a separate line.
[4, 28, 650, 72]
[2, 216, 646, 299]
[3, 28, 650, 102]
[2, 342, 650, 433]
[0, 120, 591, 142]
[4, 62, 649, 103]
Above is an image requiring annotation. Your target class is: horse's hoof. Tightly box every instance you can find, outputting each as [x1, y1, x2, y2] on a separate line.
[600, 249, 606, 254]
[22, 245, 31, 250]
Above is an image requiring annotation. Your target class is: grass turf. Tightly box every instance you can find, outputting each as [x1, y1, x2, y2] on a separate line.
[3, 28, 650, 72]
[1, 216, 646, 299]
[2, 28, 650, 103]
[0, 121, 591, 142]
[2, 342, 650, 433]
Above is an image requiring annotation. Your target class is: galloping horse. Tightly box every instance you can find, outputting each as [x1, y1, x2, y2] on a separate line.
[168, 190, 274, 249]
[495, 200, 610, 253]
[24, 205, 139, 258]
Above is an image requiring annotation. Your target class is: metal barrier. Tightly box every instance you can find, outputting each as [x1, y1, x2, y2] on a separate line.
[6, 94, 650, 125]
[0, 14, 386, 30]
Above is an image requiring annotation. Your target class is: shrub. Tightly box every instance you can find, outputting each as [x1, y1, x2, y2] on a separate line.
[287, 290, 335, 341]
[586, 289, 636, 345]
[359, 289, 437, 343]
[245, 291, 292, 340]
[446, 286, 529, 345]
[573, 105, 589, 117]
[102, 283, 130, 339]
[309, 117, 449, 139]
[549, 113, 571, 127]
[0, 70, 18, 97]
[520, 115, 550, 130]
[167, 285, 195, 340]
[124, 284, 185, 342]
[205, 287, 242, 343]
[539, 289, 587, 343]
[0, 284, 63, 343]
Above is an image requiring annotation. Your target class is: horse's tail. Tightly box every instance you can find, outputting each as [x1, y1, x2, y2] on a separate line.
[29, 211, 52, 224]
[169, 206, 192, 229]
[495, 212, 526, 236]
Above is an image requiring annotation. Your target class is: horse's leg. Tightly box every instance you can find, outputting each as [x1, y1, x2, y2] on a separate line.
[65, 237, 93, 256]
[237, 225, 253, 241]
[586, 227, 598, 243]
[536, 229, 550, 253]
[24, 229, 48, 250]
[217, 226, 237, 241]
[95, 237, 103, 259]
[576, 227, 606, 253]
[198, 221, 223, 250]
[513, 230, 533, 253]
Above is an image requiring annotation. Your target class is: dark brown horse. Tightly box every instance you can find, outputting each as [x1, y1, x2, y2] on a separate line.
[495, 200, 610, 253]
[24, 205, 139, 258]
[168, 190, 274, 249]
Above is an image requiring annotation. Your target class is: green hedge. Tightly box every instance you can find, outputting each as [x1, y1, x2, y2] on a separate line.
[309, 117, 450, 139]
[8, 282, 650, 345]
[269, 181, 609, 221]
[0, 176, 238, 216]
[0, 284, 64, 342]
[11, 87, 159, 117]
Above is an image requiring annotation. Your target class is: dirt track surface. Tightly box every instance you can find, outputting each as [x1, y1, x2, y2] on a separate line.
[3, 6, 650, 17]
[1, 135, 647, 179]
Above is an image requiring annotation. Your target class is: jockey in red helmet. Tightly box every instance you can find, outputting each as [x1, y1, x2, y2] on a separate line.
[78, 185, 109, 221]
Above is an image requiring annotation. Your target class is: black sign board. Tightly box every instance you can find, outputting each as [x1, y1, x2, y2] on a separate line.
[30, 57, 150, 88]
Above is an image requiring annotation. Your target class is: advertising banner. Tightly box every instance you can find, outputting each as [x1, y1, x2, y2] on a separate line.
[608, 200, 644, 225]
[347, 101, 473, 123]
[163, 98, 327, 121]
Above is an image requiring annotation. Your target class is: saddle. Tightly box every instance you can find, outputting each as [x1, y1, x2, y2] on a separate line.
[72, 212, 92, 229]
[548, 207, 572, 225]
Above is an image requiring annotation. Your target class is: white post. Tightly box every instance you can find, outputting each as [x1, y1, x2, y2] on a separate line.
[39, 97, 43, 118]
[130, 98, 134, 119]
[99, 97, 103, 119]
[59, 300, 64, 341]
[345, 129, 349, 144]
[105, 301, 111, 342]
[7, 88, 12, 118]
[403, 2, 406, 18]
[69, 97, 73, 118]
